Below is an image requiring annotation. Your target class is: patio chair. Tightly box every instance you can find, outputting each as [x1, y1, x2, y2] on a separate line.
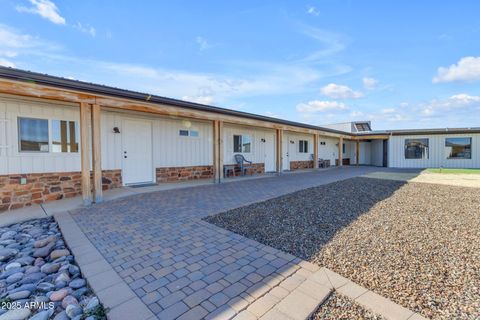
[234, 154, 253, 176]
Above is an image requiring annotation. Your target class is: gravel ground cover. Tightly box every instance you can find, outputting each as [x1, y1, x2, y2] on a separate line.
[311, 292, 385, 320]
[0, 217, 106, 320]
[204, 177, 480, 320]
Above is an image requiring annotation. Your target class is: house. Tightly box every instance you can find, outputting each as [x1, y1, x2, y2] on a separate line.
[0, 67, 478, 211]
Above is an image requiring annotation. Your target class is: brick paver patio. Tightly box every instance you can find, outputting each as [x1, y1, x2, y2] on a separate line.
[70, 167, 385, 319]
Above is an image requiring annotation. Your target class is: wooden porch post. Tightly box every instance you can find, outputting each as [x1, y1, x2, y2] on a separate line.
[356, 140, 360, 166]
[79, 102, 92, 206]
[313, 134, 319, 169]
[338, 137, 343, 167]
[213, 120, 224, 183]
[91, 104, 102, 203]
[276, 129, 283, 174]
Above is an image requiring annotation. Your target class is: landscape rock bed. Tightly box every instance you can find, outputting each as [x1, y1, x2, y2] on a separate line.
[205, 177, 480, 320]
[310, 292, 384, 320]
[0, 217, 106, 319]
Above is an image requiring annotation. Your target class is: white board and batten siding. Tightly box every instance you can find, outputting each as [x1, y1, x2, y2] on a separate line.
[388, 134, 480, 168]
[282, 132, 313, 166]
[223, 124, 276, 172]
[0, 97, 81, 175]
[317, 136, 339, 166]
[101, 111, 213, 171]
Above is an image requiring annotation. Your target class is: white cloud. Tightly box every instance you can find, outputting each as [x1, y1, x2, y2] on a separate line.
[0, 58, 15, 68]
[432, 56, 480, 83]
[299, 26, 348, 62]
[381, 108, 396, 114]
[362, 77, 378, 90]
[16, 0, 65, 25]
[296, 100, 347, 113]
[196, 36, 210, 51]
[74, 22, 96, 37]
[182, 95, 214, 105]
[320, 83, 363, 99]
[307, 6, 320, 16]
[0, 24, 61, 67]
[421, 94, 480, 115]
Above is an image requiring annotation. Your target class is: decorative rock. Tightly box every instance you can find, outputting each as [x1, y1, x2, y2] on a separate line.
[69, 278, 86, 289]
[19, 272, 45, 284]
[33, 242, 55, 258]
[15, 256, 34, 266]
[37, 282, 55, 292]
[7, 290, 31, 300]
[9, 283, 35, 294]
[24, 266, 40, 274]
[68, 265, 80, 276]
[71, 287, 88, 300]
[34, 258, 45, 267]
[0, 231, 17, 240]
[55, 273, 70, 284]
[50, 249, 70, 260]
[6, 272, 23, 284]
[0, 267, 24, 280]
[5, 262, 21, 271]
[65, 305, 83, 319]
[52, 311, 69, 320]
[28, 310, 52, 320]
[0, 308, 31, 320]
[50, 288, 68, 301]
[40, 263, 60, 274]
[55, 281, 67, 290]
[33, 235, 57, 248]
[84, 296, 99, 312]
[0, 248, 17, 262]
[61, 295, 78, 309]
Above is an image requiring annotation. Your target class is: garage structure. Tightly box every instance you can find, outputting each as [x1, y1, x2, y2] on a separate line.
[0, 67, 479, 211]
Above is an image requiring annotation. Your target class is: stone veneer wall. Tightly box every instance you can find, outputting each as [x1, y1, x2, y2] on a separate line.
[224, 163, 265, 177]
[289, 160, 314, 171]
[156, 165, 214, 183]
[0, 169, 122, 212]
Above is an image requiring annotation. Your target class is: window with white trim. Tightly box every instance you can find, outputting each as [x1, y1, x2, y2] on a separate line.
[299, 140, 309, 153]
[18, 117, 49, 152]
[52, 120, 78, 153]
[233, 134, 251, 153]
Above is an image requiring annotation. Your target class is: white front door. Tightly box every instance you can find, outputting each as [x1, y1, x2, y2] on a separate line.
[282, 135, 290, 171]
[264, 132, 275, 172]
[122, 119, 153, 185]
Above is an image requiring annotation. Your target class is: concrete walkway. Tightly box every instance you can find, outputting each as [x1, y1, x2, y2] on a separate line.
[0, 167, 426, 319]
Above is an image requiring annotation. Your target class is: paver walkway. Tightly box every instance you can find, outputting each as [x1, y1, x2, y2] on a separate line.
[69, 167, 388, 319]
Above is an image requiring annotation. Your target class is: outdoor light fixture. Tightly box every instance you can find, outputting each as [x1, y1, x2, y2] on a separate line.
[113, 127, 120, 133]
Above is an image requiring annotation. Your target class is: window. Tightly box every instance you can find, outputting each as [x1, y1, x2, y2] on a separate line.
[52, 120, 78, 153]
[189, 130, 199, 137]
[233, 134, 251, 153]
[355, 122, 371, 132]
[179, 129, 199, 137]
[299, 140, 309, 153]
[446, 137, 471, 159]
[18, 117, 49, 152]
[342, 143, 346, 154]
[405, 138, 429, 159]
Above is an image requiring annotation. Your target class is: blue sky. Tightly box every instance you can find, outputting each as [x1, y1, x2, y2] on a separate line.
[1, 0, 479, 130]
